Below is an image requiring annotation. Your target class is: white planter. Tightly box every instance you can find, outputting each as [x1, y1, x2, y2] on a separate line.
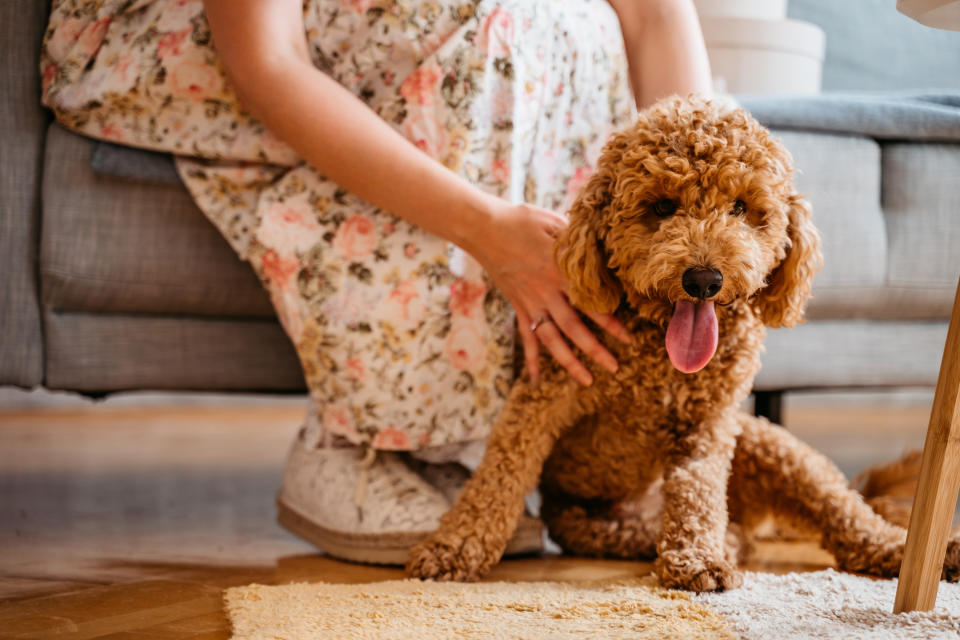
[700, 17, 826, 95]
[694, 0, 788, 20]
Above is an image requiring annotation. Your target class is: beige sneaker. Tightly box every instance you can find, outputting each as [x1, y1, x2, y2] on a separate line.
[277, 429, 543, 564]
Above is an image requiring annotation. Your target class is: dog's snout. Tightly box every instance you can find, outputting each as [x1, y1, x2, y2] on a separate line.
[682, 268, 723, 300]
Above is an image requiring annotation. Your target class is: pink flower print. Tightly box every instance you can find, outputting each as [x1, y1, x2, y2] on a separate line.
[219, 163, 268, 185]
[323, 404, 359, 440]
[99, 124, 125, 143]
[445, 320, 486, 372]
[382, 70, 395, 86]
[256, 203, 323, 256]
[344, 357, 366, 382]
[404, 111, 448, 160]
[403, 243, 419, 259]
[490, 83, 514, 122]
[75, 17, 111, 60]
[477, 8, 514, 57]
[373, 426, 411, 450]
[157, 27, 192, 59]
[449, 278, 487, 318]
[565, 165, 594, 204]
[347, 0, 372, 14]
[490, 159, 510, 185]
[261, 249, 300, 291]
[110, 55, 137, 85]
[334, 214, 377, 260]
[41, 63, 58, 96]
[400, 61, 443, 107]
[387, 280, 420, 321]
[169, 60, 222, 102]
[47, 17, 84, 63]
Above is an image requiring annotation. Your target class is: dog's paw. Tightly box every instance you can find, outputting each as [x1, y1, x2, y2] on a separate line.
[656, 555, 742, 592]
[406, 535, 490, 582]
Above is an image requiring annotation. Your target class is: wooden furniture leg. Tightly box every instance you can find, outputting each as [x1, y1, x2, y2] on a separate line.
[894, 277, 960, 613]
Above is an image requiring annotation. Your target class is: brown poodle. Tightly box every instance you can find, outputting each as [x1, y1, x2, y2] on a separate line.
[406, 95, 960, 591]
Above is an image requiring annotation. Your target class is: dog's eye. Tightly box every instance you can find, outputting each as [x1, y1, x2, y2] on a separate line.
[651, 199, 678, 218]
[730, 200, 747, 216]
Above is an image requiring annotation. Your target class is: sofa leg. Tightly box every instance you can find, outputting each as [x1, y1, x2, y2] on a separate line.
[753, 390, 783, 425]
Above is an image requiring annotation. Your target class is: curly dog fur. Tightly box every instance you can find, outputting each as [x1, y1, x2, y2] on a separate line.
[406, 95, 960, 591]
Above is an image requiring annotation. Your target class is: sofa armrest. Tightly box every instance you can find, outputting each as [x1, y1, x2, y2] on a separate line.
[0, 0, 51, 387]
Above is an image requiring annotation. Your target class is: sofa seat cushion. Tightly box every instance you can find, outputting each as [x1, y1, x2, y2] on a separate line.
[40, 125, 274, 318]
[43, 310, 304, 392]
[777, 131, 959, 321]
[883, 142, 960, 300]
[756, 320, 948, 390]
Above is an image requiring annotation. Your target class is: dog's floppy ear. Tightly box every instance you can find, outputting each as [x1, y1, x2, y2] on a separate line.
[554, 158, 623, 314]
[755, 194, 822, 328]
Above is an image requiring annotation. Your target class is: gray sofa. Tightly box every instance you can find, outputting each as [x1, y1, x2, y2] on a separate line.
[3, 0, 960, 420]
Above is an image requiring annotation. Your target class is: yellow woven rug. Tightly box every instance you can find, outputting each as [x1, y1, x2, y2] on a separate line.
[224, 576, 735, 639]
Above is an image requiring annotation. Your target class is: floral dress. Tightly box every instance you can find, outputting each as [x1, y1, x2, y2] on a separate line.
[40, 0, 636, 452]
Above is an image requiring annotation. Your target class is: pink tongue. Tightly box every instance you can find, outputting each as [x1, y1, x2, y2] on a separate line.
[665, 300, 718, 373]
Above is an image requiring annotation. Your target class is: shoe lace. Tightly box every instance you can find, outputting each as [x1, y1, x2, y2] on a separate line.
[353, 445, 442, 526]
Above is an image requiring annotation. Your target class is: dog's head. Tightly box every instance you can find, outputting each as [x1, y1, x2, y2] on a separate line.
[556, 95, 822, 373]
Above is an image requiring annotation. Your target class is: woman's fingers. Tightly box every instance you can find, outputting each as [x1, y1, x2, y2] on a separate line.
[534, 319, 594, 386]
[548, 299, 619, 376]
[514, 307, 540, 382]
[582, 308, 633, 345]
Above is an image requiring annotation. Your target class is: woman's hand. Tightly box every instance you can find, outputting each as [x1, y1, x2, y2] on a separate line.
[463, 199, 631, 386]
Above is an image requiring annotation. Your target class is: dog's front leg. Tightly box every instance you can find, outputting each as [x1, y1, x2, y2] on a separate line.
[656, 413, 743, 592]
[407, 377, 586, 582]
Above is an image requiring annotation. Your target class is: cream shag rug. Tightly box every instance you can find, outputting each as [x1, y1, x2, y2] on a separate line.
[225, 570, 960, 639]
[696, 569, 960, 640]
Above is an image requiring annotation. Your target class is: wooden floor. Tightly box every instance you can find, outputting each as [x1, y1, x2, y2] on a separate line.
[0, 391, 933, 639]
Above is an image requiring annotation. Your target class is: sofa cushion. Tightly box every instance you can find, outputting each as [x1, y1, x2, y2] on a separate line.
[43, 310, 304, 393]
[40, 125, 274, 318]
[777, 131, 960, 321]
[91, 140, 181, 185]
[884, 142, 960, 318]
[774, 131, 888, 318]
[756, 320, 948, 390]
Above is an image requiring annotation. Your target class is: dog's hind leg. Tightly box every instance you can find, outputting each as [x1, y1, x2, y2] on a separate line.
[540, 485, 661, 560]
[732, 413, 960, 580]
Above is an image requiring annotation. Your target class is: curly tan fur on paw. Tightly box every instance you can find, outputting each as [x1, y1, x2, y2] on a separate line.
[656, 556, 743, 592]
[406, 536, 489, 582]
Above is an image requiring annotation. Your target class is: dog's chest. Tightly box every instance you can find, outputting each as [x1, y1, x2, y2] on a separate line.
[605, 315, 762, 423]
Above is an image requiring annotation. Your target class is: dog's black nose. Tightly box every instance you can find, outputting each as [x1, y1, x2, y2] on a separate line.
[682, 268, 723, 300]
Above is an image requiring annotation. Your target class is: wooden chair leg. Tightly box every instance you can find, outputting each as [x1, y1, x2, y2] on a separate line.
[894, 277, 960, 613]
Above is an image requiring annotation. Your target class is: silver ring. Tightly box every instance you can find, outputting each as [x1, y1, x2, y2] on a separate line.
[530, 315, 551, 332]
